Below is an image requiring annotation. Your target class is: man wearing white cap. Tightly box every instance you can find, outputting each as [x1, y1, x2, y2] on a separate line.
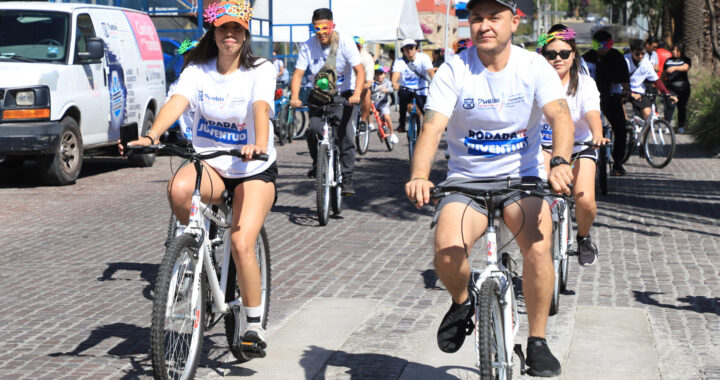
[391, 39, 434, 132]
[405, 0, 573, 376]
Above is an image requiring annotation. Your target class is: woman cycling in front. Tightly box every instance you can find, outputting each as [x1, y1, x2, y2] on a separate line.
[537, 24, 609, 267]
[120, 0, 276, 357]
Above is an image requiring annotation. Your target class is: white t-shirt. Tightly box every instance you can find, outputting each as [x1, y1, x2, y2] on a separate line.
[393, 52, 433, 95]
[273, 58, 284, 76]
[360, 49, 374, 82]
[540, 74, 600, 153]
[625, 53, 659, 94]
[644, 51, 658, 68]
[173, 58, 277, 178]
[167, 80, 194, 141]
[426, 45, 565, 180]
[295, 33, 362, 92]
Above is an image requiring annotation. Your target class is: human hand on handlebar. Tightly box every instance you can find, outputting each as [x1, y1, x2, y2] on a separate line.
[348, 94, 361, 104]
[290, 98, 303, 108]
[549, 165, 573, 195]
[592, 135, 611, 147]
[405, 178, 434, 209]
[118, 136, 153, 156]
[240, 144, 267, 162]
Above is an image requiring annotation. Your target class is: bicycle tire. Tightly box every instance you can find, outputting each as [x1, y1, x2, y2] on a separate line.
[285, 106, 295, 144]
[549, 223, 561, 316]
[408, 113, 421, 160]
[383, 125, 395, 151]
[316, 144, 330, 226]
[597, 146, 608, 195]
[164, 213, 178, 248]
[621, 121, 635, 164]
[355, 121, 370, 155]
[224, 227, 272, 363]
[292, 109, 307, 140]
[477, 279, 510, 380]
[151, 234, 206, 380]
[273, 118, 285, 146]
[331, 153, 342, 215]
[643, 119, 675, 168]
[560, 203, 572, 293]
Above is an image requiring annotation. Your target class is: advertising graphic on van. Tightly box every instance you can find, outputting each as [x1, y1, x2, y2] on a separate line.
[124, 11, 162, 61]
[105, 48, 127, 139]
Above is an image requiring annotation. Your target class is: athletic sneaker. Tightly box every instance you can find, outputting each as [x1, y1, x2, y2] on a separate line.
[239, 323, 267, 358]
[610, 164, 626, 176]
[577, 235, 598, 267]
[389, 133, 399, 144]
[307, 167, 316, 178]
[369, 123, 378, 132]
[437, 298, 474, 353]
[358, 121, 367, 132]
[525, 337, 561, 377]
[342, 175, 355, 196]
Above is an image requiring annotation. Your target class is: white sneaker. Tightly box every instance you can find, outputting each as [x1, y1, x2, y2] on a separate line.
[240, 323, 267, 358]
[390, 133, 399, 144]
[369, 123, 378, 132]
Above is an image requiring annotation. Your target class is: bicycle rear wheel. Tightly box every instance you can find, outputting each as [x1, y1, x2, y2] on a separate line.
[316, 144, 331, 226]
[382, 124, 395, 151]
[330, 153, 342, 215]
[272, 118, 285, 146]
[408, 113, 421, 160]
[224, 227, 272, 363]
[621, 121, 635, 164]
[477, 279, 509, 379]
[355, 119, 370, 155]
[560, 204, 572, 293]
[643, 119, 675, 168]
[549, 222, 561, 316]
[292, 109, 307, 140]
[151, 234, 206, 380]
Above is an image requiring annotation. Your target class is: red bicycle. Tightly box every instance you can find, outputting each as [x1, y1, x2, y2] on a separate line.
[369, 103, 395, 151]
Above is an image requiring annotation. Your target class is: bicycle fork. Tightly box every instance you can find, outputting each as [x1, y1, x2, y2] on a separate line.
[320, 122, 340, 188]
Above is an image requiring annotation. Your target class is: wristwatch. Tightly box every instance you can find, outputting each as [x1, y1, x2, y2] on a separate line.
[550, 156, 570, 168]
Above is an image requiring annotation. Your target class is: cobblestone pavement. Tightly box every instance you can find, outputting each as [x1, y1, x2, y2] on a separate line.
[0, 127, 718, 379]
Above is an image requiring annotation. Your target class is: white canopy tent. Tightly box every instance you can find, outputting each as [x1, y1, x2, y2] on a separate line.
[272, 0, 424, 43]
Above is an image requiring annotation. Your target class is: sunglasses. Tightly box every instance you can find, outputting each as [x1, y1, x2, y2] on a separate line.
[543, 50, 572, 60]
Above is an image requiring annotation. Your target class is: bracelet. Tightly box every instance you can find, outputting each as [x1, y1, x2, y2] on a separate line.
[144, 135, 155, 144]
[410, 177, 428, 181]
[146, 130, 158, 143]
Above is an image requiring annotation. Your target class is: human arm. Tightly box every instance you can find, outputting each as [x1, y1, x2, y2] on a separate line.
[289, 69, 305, 108]
[244, 100, 271, 160]
[119, 94, 189, 154]
[349, 63, 365, 104]
[391, 72, 401, 91]
[542, 99, 574, 195]
[405, 110, 449, 208]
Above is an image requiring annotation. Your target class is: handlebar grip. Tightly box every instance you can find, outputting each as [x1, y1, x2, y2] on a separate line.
[253, 153, 270, 161]
[126, 144, 159, 154]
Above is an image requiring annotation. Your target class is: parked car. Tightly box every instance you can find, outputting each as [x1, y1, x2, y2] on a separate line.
[0, 2, 166, 184]
[160, 37, 184, 89]
[585, 13, 597, 23]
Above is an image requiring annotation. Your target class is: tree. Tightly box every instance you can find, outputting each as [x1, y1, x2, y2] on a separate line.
[683, 0, 706, 63]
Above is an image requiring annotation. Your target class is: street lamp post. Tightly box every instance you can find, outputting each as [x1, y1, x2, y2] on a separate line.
[444, 0, 452, 61]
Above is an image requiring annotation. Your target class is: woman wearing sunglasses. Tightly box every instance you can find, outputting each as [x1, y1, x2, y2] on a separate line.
[537, 24, 609, 267]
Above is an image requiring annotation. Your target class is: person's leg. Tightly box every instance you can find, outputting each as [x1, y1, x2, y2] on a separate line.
[434, 201, 488, 353]
[573, 157, 599, 266]
[397, 89, 411, 132]
[603, 96, 627, 172]
[677, 87, 691, 129]
[664, 89, 678, 124]
[360, 88, 371, 126]
[305, 108, 324, 176]
[337, 101, 357, 176]
[167, 162, 226, 225]
[416, 94, 428, 117]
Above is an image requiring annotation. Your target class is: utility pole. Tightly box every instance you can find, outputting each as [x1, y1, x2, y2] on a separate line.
[444, 0, 451, 58]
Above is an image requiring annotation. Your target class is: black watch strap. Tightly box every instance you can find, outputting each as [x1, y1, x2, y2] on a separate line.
[550, 156, 570, 168]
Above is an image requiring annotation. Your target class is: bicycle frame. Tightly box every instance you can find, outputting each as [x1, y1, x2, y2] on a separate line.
[372, 104, 390, 140]
[319, 113, 340, 188]
[629, 95, 664, 149]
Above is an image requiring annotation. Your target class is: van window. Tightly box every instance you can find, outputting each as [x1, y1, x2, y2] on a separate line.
[0, 10, 69, 63]
[75, 13, 98, 63]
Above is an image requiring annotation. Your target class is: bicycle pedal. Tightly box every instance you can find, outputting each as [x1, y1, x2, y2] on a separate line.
[514, 344, 527, 375]
[566, 250, 577, 256]
[237, 341, 267, 358]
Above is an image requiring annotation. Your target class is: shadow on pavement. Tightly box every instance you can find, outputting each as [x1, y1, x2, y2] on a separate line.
[271, 204, 322, 227]
[420, 269, 445, 290]
[633, 291, 720, 316]
[0, 156, 140, 188]
[97, 262, 158, 300]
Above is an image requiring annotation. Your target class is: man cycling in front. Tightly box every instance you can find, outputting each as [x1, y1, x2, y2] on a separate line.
[405, 0, 574, 377]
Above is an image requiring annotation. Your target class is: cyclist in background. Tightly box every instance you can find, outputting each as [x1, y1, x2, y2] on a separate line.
[625, 39, 676, 122]
[392, 39, 434, 132]
[538, 24, 609, 267]
[371, 64, 399, 144]
[289, 8, 364, 196]
[643, 36, 659, 72]
[121, 0, 277, 357]
[355, 36, 376, 133]
[405, 0, 574, 376]
[582, 30, 631, 177]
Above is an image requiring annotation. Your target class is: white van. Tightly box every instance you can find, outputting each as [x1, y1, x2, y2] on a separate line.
[0, 2, 166, 185]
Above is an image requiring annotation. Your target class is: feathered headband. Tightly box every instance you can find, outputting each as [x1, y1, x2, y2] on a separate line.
[536, 28, 577, 49]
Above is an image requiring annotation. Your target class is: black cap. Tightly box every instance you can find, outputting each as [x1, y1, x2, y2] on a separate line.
[466, 0, 518, 14]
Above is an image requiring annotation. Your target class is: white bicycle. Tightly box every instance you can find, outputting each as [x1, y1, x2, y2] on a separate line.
[431, 179, 568, 379]
[130, 144, 271, 380]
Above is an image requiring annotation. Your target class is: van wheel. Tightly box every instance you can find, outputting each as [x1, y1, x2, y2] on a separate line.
[40, 116, 83, 185]
[129, 109, 157, 167]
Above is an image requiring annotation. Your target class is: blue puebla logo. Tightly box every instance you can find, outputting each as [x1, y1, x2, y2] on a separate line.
[464, 129, 528, 157]
[541, 123, 553, 144]
[196, 117, 247, 145]
[463, 98, 475, 109]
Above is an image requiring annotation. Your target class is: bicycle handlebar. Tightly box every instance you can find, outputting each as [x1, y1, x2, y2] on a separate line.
[127, 144, 269, 161]
[430, 180, 571, 202]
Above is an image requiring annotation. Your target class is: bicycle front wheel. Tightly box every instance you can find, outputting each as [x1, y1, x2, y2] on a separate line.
[597, 146, 608, 195]
[151, 234, 207, 380]
[355, 121, 370, 155]
[643, 119, 675, 168]
[477, 279, 509, 380]
[383, 124, 395, 151]
[316, 144, 331, 226]
[621, 121, 635, 164]
[224, 227, 272, 363]
[549, 222, 561, 316]
[292, 109, 307, 140]
[408, 113, 421, 160]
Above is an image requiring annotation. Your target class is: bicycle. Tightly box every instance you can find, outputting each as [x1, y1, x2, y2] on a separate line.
[368, 103, 395, 151]
[430, 179, 564, 379]
[400, 86, 426, 160]
[622, 93, 676, 168]
[128, 143, 271, 379]
[308, 102, 346, 226]
[596, 122, 613, 195]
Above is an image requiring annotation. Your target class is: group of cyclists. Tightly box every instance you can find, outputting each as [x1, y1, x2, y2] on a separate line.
[118, 0, 686, 376]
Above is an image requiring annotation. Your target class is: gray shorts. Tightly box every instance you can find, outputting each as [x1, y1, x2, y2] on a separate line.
[432, 177, 546, 226]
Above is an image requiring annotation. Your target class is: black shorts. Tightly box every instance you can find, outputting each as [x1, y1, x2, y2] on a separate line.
[630, 94, 652, 115]
[222, 162, 278, 204]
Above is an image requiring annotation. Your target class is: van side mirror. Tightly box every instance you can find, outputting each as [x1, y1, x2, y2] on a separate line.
[77, 38, 104, 61]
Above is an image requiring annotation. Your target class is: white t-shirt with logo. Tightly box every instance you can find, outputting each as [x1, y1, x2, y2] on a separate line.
[625, 53, 659, 94]
[393, 52, 433, 95]
[173, 58, 276, 178]
[426, 45, 565, 180]
[295, 33, 362, 92]
[540, 74, 600, 153]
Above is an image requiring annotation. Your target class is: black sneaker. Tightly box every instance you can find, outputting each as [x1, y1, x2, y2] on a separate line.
[437, 298, 474, 353]
[307, 167, 316, 178]
[525, 337, 561, 377]
[610, 164, 626, 176]
[341, 175, 355, 196]
[577, 235, 598, 267]
[358, 121, 367, 132]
